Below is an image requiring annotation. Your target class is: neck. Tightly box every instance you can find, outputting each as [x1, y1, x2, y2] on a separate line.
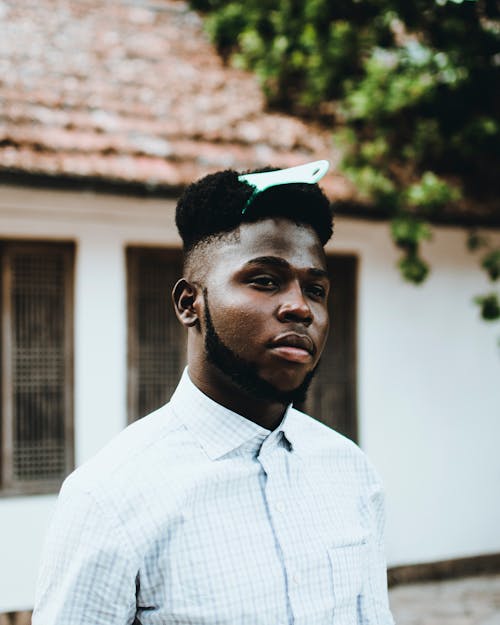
[187, 365, 287, 431]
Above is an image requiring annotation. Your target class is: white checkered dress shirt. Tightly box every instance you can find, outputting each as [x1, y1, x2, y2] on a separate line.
[33, 369, 394, 624]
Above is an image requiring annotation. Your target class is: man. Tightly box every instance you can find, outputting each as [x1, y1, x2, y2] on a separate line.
[33, 161, 394, 624]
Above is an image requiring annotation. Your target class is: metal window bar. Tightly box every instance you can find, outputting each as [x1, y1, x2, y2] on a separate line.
[1, 242, 74, 495]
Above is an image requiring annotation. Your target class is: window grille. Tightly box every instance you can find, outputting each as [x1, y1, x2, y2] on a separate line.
[1, 242, 74, 494]
[127, 248, 185, 422]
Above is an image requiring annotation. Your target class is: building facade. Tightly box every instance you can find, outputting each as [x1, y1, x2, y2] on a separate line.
[1, 185, 499, 612]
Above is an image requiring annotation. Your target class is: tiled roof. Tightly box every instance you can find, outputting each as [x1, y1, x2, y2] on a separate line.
[1, 0, 497, 225]
[0, 0, 352, 199]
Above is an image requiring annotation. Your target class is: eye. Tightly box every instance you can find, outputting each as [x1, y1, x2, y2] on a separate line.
[306, 284, 327, 300]
[249, 275, 279, 289]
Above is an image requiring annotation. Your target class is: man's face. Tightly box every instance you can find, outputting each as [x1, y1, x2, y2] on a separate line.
[195, 218, 330, 404]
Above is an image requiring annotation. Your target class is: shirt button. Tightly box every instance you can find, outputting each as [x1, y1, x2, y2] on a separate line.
[292, 574, 300, 585]
[275, 501, 285, 513]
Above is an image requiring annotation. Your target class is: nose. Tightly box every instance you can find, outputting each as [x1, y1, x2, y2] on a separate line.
[276, 282, 313, 326]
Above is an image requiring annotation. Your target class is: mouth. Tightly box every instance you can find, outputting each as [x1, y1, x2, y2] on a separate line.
[268, 333, 315, 364]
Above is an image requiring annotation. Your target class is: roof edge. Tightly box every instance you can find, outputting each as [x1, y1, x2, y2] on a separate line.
[332, 200, 500, 230]
[1, 169, 499, 230]
[0, 169, 183, 200]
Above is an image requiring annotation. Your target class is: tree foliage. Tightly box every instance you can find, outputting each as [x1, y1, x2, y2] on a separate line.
[190, 0, 500, 323]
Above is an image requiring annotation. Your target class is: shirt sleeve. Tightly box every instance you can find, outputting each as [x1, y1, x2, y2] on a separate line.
[32, 478, 139, 625]
[358, 483, 395, 625]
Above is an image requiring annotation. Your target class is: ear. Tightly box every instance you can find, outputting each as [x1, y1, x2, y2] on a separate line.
[172, 278, 200, 328]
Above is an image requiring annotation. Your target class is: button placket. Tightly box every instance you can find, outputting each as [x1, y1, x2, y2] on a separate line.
[258, 447, 298, 624]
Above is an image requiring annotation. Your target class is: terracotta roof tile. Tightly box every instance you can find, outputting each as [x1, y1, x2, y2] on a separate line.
[1, 0, 497, 225]
[0, 0, 354, 198]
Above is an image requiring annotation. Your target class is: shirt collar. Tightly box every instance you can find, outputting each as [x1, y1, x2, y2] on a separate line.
[169, 368, 295, 460]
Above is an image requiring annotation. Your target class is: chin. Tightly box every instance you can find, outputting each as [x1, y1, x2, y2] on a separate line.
[262, 368, 310, 392]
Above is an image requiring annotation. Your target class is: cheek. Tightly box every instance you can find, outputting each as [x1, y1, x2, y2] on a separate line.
[314, 309, 330, 351]
[213, 300, 267, 346]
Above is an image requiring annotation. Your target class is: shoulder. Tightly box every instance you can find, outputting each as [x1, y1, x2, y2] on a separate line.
[52, 402, 209, 555]
[62, 402, 187, 498]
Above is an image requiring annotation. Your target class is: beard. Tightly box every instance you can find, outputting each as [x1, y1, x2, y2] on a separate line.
[202, 289, 317, 406]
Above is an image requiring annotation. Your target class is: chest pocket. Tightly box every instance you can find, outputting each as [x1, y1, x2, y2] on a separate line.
[328, 538, 367, 609]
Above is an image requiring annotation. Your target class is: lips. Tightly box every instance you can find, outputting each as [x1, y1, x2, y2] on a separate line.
[268, 333, 315, 363]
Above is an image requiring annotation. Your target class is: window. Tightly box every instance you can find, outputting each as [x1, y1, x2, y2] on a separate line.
[300, 255, 358, 441]
[127, 248, 186, 422]
[0, 242, 74, 495]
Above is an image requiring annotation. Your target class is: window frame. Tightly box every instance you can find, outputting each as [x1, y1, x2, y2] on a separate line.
[126, 246, 186, 423]
[0, 240, 75, 496]
[300, 253, 358, 442]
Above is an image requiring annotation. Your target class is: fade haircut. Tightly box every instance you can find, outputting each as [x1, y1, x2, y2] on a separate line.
[175, 168, 333, 277]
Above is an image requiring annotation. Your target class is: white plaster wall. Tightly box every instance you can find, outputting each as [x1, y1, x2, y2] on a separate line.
[328, 219, 500, 567]
[0, 186, 499, 610]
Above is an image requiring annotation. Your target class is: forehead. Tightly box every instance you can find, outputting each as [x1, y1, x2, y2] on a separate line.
[211, 218, 326, 272]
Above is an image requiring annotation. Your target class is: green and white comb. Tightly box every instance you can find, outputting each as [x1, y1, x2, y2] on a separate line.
[238, 159, 329, 213]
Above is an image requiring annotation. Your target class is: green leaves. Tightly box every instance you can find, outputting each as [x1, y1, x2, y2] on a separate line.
[391, 216, 432, 284]
[391, 217, 432, 250]
[398, 254, 430, 284]
[481, 250, 500, 282]
[191, 0, 500, 331]
[467, 230, 500, 323]
[405, 172, 461, 212]
[474, 294, 500, 321]
[467, 230, 488, 252]
[205, 4, 248, 54]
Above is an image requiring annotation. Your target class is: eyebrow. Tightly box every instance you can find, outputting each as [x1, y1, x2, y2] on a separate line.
[244, 256, 329, 279]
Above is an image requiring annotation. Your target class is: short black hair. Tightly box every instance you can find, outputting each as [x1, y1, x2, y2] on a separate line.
[175, 168, 333, 255]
